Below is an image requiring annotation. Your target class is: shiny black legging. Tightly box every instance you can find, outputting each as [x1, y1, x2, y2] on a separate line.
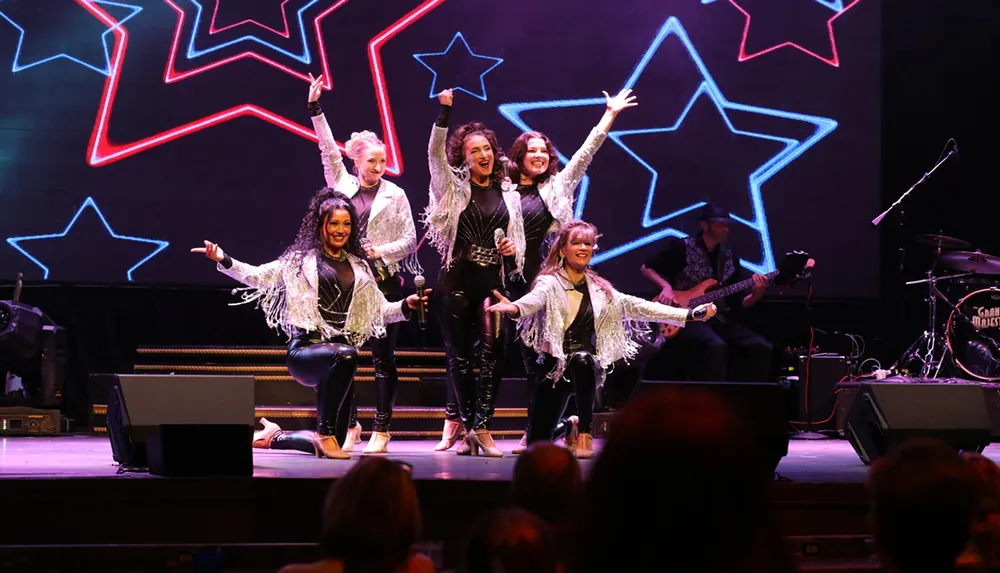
[526, 352, 598, 444]
[269, 333, 358, 454]
[343, 276, 402, 433]
[438, 260, 508, 431]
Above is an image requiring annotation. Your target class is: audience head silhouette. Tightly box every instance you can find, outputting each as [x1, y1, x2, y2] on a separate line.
[461, 507, 562, 573]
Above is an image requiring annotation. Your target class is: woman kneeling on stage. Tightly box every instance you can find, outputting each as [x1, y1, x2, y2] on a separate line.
[191, 189, 429, 460]
[487, 220, 716, 458]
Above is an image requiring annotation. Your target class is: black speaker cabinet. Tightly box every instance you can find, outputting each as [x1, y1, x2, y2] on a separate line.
[844, 382, 993, 465]
[631, 381, 790, 473]
[106, 374, 256, 476]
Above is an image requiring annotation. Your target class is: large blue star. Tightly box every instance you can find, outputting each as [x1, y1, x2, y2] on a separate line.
[0, 0, 142, 76]
[413, 32, 503, 101]
[497, 16, 837, 275]
[180, 0, 320, 64]
[6, 197, 169, 282]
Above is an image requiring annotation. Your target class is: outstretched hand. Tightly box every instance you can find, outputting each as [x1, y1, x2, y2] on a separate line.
[406, 288, 432, 311]
[437, 89, 453, 106]
[603, 88, 638, 114]
[191, 240, 225, 262]
[308, 73, 324, 103]
[486, 290, 519, 316]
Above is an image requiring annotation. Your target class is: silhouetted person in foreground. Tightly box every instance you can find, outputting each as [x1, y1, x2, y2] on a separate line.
[461, 507, 562, 573]
[510, 443, 584, 565]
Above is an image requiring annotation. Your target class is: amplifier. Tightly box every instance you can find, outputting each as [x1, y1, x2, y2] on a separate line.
[0, 406, 61, 435]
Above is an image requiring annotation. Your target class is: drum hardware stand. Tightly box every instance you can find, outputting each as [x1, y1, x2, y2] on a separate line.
[931, 282, 1000, 357]
[894, 272, 972, 378]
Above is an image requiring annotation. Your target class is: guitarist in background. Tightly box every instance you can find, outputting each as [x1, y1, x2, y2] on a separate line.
[639, 203, 773, 382]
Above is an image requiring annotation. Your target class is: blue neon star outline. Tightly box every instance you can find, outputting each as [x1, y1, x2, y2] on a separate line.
[497, 16, 837, 274]
[182, 0, 320, 64]
[412, 32, 503, 101]
[6, 197, 169, 282]
[701, 0, 843, 12]
[0, 0, 142, 76]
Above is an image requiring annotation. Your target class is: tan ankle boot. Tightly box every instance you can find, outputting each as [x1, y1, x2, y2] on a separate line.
[434, 419, 464, 451]
[342, 423, 362, 452]
[564, 416, 579, 453]
[363, 431, 390, 454]
[468, 429, 503, 457]
[575, 433, 594, 459]
[252, 417, 281, 449]
[311, 434, 351, 460]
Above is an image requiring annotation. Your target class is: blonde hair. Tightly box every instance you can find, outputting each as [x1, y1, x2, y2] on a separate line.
[537, 220, 614, 299]
[344, 130, 385, 161]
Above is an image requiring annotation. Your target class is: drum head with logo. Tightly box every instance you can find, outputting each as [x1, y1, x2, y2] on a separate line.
[947, 288, 1000, 380]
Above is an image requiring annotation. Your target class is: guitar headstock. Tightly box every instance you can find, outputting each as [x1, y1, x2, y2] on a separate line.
[773, 250, 814, 286]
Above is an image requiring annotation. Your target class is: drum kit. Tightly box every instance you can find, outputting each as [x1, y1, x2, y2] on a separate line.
[897, 233, 1000, 381]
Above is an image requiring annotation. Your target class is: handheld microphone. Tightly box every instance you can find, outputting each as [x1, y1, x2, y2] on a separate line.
[414, 275, 427, 330]
[494, 228, 506, 248]
[690, 304, 710, 321]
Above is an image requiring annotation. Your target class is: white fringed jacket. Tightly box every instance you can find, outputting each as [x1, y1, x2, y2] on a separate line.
[513, 271, 690, 385]
[311, 113, 419, 275]
[217, 251, 408, 347]
[531, 127, 608, 234]
[424, 124, 526, 277]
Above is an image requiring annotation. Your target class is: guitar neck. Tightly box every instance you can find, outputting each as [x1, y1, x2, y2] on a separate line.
[689, 270, 778, 306]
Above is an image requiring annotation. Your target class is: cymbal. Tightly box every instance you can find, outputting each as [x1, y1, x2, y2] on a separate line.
[938, 251, 1000, 275]
[911, 233, 972, 249]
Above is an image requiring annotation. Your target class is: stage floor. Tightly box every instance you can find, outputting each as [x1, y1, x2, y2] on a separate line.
[4, 435, 996, 483]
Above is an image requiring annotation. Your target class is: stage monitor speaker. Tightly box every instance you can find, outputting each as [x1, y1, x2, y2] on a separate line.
[630, 381, 790, 474]
[106, 374, 255, 477]
[844, 382, 993, 465]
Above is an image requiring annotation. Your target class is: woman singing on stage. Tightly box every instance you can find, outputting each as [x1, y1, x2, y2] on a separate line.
[424, 88, 523, 457]
[504, 88, 638, 453]
[191, 189, 429, 460]
[487, 220, 716, 458]
[295, 73, 419, 454]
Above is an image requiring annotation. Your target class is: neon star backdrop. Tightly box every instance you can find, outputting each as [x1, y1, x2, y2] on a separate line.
[0, 0, 880, 296]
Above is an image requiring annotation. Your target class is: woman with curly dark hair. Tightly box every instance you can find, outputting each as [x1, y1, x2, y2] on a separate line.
[505, 88, 638, 453]
[424, 88, 522, 457]
[192, 189, 429, 459]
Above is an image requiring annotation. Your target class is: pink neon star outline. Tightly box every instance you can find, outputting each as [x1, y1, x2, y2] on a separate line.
[728, 0, 861, 67]
[86, 0, 447, 174]
[209, 0, 292, 38]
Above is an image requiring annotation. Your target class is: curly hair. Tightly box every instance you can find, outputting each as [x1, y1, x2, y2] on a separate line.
[280, 187, 364, 268]
[446, 121, 505, 182]
[507, 131, 559, 185]
[536, 220, 614, 299]
[344, 130, 385, 162]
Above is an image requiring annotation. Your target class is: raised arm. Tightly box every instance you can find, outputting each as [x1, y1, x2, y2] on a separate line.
[191, 240, 281, 289]
[307, 74, 349, 189]
[428, 89, 455, 203]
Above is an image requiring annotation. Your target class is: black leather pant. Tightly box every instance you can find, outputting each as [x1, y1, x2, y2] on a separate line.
[526, 351, 597, 444]
[271, 333, 357, 454]
[344, 276, 402, 433]
[437, 260, 508, 431]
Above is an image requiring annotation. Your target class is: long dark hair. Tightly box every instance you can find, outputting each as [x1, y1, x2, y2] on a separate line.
[507, 131, 559, 185]
[536, 220, 614, 299]
[446, 121, 505, 183]
[281, 188, 364, 265]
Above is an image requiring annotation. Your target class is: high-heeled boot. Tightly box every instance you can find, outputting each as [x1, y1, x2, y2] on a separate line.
[311, 433, 351, 459]
[468, 429, 504, 457]
[435, 419, 465, 451]
[575, 433, 594, 459]
[342, 422, 363, 452]
[252, 417, 281, 448]
[363, 431, 390, 454]
[511, 432, 529, 455]
[563, 416, 579, 453]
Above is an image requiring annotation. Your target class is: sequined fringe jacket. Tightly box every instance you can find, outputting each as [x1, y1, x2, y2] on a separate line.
[512, 272, 689, 385]
[534, 127, 609, 233]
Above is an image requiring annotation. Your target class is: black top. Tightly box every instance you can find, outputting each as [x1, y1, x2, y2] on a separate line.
[454, 180, 509, 254]
[519, 183, 554, 281]
[564, 279, 596, 354]
[316, 252, 355, 330]
[644, 234, 746, 313]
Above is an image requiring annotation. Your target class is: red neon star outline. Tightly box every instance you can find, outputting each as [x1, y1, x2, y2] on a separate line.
[86, 0, 447, 174]
[728, 0, 861, 67]
[209, 0, 292, 38]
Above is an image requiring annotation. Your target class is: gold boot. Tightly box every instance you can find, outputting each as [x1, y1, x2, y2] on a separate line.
[434, 419, 464, 451]
[468, 429, 503, 457]
[575, 433, 594, 459]
[342, 423, 363, 452]
[563, 416, 579, 453]
[363, 431, 390, 454]
[252, 417, 281, 449]
[311, 434, 351, 460]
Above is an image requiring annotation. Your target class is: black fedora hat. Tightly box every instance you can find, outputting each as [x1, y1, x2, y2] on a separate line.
[698, 203, 732, 222]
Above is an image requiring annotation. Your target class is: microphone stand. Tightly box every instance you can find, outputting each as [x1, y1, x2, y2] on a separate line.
[871, 145, 957, 373]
